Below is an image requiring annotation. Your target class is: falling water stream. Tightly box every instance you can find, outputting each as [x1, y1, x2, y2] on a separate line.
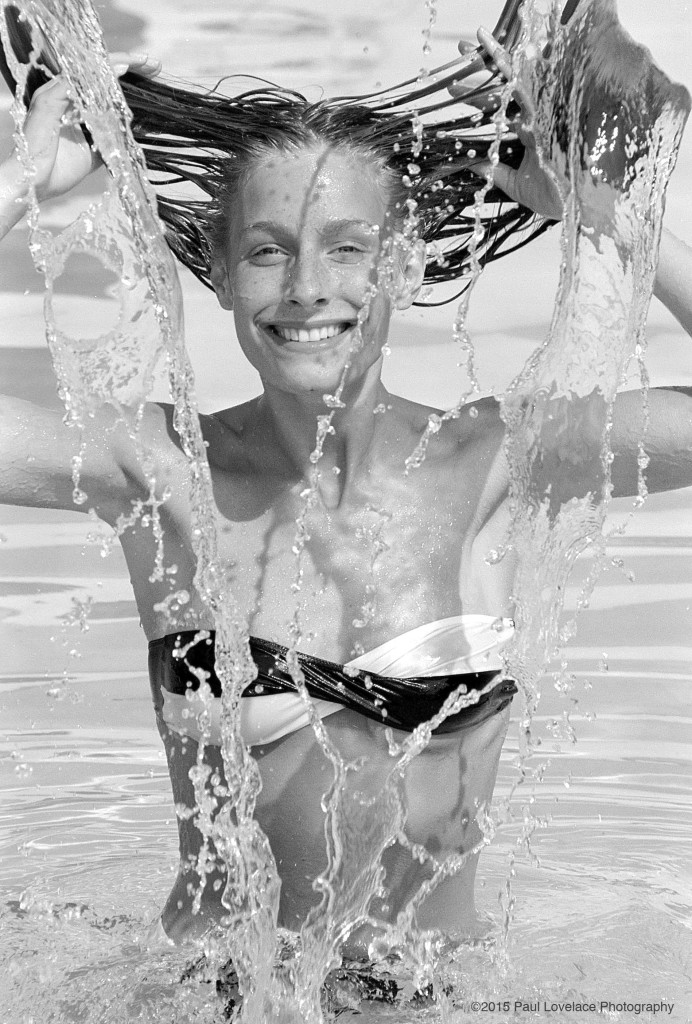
[0, 0, 690, 1021]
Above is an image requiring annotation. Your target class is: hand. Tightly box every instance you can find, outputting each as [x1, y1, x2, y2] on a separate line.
[9, 53, 161, 202]
[451, 27, 564, 221]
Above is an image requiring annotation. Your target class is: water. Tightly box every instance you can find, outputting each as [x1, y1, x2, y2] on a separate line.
[1, 0, 692, 1021]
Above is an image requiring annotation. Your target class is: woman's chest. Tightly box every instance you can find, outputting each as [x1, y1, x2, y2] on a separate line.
[123, 457, 508, 654]
[218, 485, 465, 655]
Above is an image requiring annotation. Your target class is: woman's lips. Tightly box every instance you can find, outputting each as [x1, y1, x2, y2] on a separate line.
[264, 321, 354, 343]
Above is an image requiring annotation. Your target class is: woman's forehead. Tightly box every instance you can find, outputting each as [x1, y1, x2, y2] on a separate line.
[235, 146, 388, 230]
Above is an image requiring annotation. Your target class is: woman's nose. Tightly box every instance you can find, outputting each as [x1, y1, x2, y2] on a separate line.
[284, 250, 329, 307]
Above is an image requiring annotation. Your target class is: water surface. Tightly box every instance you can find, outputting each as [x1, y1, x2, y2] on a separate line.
[1, 1, 691, 1020]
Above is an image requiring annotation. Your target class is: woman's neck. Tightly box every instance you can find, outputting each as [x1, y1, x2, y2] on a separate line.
[257, 364, 388, 508]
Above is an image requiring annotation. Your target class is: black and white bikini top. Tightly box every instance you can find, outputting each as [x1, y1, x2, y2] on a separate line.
[148, 615, 517, 747]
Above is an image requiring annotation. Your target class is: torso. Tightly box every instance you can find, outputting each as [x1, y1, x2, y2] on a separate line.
[108, 389, 517, 943]
[113, 392, 516, 654]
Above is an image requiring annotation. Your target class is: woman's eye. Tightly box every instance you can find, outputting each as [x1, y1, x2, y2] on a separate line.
[248, 245, 287, 265]
[331, 244, 367, 263]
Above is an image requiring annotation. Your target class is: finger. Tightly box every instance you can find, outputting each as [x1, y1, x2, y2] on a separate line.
[457, 36, 478, 56]
[456, 159, 516, 196]
[449, 85, 503, 111]
[505, 118, 537, 151]
[127, 54, 162, 78]
[447, 62, 490, 98]
[109, 52, 162, 79]
[511, 80, 535, 121]
[477, 26, 513, 80]
[454, 77, 535, 126]
[27, 72, 71, 111]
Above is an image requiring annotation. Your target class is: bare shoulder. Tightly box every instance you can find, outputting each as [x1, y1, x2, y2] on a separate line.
[196, 396, 269, 474]
[138, 396, 270, 480]
[387, 394, 509, 520]
[390, 393, 505, 460]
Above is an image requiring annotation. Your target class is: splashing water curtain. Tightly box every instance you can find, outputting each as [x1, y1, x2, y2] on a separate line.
[0, 1, 280, 1017]
[493, 0, 690, 958]
[1, 0, 689, 1020]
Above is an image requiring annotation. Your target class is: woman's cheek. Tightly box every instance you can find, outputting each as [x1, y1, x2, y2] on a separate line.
[333, 264, 376, 308]
[234, 262, 284, 302]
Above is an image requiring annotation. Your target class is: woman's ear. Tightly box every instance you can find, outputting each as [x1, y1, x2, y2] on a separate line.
[393, 237, 426, 310]
[210, 259, 234, 310]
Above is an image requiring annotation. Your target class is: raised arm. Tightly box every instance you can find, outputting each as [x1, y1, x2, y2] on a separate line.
[0, 393, 157, 518]
[0, 53, 165, 518]
[462, 25, 692, 502]
[608, 229, 692, 497]
[653, 229, 692, 338]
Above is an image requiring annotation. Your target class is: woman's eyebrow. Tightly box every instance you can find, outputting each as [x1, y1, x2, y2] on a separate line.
[241, 220, 286, 237]
[320, 219, 381, 237]
[239, 218, 381, 240]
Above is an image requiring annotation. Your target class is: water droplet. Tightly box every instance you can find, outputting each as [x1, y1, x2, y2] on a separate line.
[322, 393, 345, 409]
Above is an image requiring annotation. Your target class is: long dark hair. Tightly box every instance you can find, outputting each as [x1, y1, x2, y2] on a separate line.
[2, 0, 553, 305]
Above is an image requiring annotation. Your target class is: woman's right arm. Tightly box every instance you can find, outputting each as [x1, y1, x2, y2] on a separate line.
[0, 55, 164, 517]
[0, 394, 148, 515]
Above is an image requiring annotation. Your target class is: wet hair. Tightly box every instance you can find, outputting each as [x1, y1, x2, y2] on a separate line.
[0, 0, 553, 306]
[117, 54, 552, 305]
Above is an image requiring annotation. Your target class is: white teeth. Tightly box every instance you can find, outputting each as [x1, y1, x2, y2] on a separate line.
[271, 323, 349, 342]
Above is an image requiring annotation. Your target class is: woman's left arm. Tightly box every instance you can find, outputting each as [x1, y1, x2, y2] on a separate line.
[608, 228, 692, 497]
[653, 228, 692, 338]
[462, 27, 692, 499]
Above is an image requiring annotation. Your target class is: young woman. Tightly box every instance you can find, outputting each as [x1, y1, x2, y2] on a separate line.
[1, 1, 691, 988]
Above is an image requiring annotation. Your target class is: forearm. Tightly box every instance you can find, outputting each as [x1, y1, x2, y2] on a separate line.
[653, 228, 692, 338]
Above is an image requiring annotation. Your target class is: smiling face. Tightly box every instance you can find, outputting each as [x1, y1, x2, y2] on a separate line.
[211, 144, 424, 398]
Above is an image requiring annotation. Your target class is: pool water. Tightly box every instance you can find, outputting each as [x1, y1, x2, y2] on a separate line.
[1, 493, 690, 1021]
[1, 1, 691, 1021]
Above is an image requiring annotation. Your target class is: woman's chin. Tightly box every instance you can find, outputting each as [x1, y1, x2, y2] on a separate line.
[261, 354, 382, 399]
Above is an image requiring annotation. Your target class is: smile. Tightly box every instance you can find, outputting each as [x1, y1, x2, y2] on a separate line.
[265, 322, 354, 343]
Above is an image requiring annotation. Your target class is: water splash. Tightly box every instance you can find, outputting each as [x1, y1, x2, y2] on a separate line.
[0, 0, 272, 1015]
[2, 0, 690, 1020]
[492, 0, 689, 961]
[500, 0, 689, 708]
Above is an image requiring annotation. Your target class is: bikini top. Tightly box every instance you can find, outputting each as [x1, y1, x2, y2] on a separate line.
[148, 615, 517, 746]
